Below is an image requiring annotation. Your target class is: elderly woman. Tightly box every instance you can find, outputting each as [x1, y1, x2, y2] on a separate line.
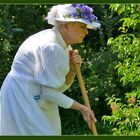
[0, 4, 100, 135]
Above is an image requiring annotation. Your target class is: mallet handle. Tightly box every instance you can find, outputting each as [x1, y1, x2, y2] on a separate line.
[74, 64, 98, 136]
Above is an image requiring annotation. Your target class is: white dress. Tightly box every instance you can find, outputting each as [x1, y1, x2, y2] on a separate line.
[0, 27, 74, 135]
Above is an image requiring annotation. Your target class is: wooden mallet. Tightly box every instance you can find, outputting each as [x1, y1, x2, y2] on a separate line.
[70, 50, 98, 135]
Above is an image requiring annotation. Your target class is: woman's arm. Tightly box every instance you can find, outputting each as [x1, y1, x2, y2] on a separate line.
[65, 70, 76, 86]
[65, 50, 82, 86]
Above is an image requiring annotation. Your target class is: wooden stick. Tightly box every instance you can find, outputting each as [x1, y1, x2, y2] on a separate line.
[74, 63, 98, 136]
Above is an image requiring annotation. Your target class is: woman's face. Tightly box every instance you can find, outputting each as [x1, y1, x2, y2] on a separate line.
[67, 22, 89, 45]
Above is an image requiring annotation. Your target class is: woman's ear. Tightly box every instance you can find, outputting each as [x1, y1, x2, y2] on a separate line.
[63, 22, 69, 31]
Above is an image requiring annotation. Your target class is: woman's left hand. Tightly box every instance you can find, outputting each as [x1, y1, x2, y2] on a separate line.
[69, 50, 82, 72]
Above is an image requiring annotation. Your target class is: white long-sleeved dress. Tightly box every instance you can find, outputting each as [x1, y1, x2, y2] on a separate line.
[0, 27, 74, 135]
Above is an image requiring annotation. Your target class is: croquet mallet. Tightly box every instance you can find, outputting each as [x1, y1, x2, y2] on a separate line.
[70, 50, 98, 135]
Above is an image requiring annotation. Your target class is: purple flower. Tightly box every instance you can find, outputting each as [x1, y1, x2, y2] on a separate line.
[72, 4, 78, 7]
[81, 5, 93, 14]
[69, 4, 98, 22]
[71, 12, 78, 18]
[81, 13, 90, 20]
[90, 14, 98, 21]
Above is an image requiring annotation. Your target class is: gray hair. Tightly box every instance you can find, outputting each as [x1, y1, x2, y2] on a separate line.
[54, 20, 69, 31]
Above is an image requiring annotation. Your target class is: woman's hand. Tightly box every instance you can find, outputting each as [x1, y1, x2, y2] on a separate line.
[79, 105, 97, 130]
[69, 50, 82, 72]
[71, 100, 97, 130]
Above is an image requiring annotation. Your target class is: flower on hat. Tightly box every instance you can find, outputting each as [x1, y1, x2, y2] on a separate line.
[64, 4, 98, 23]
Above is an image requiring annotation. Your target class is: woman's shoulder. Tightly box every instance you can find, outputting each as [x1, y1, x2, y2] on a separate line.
[31, 29, 54, 39]
[23, 29, 58, 47]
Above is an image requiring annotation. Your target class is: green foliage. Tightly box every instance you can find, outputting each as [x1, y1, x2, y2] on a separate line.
[102, 94, 140, 135]
[102, 4, 140, 135]
[108, 34, 140, 87]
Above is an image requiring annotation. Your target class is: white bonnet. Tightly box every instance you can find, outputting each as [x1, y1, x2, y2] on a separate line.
[46, 4, 101, 29]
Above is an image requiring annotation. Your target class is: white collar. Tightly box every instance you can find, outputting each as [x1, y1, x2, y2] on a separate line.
[53, 27, 69, 49]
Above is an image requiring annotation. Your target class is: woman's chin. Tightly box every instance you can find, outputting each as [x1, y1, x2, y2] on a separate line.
[77, 39, 84, 44]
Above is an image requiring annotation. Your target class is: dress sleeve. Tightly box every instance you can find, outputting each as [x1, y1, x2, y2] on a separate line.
[34, 43, 69, 88]
[34, 43, 74, 109]
[56, 83, 71, 92]
[39, 86, 73, 109]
